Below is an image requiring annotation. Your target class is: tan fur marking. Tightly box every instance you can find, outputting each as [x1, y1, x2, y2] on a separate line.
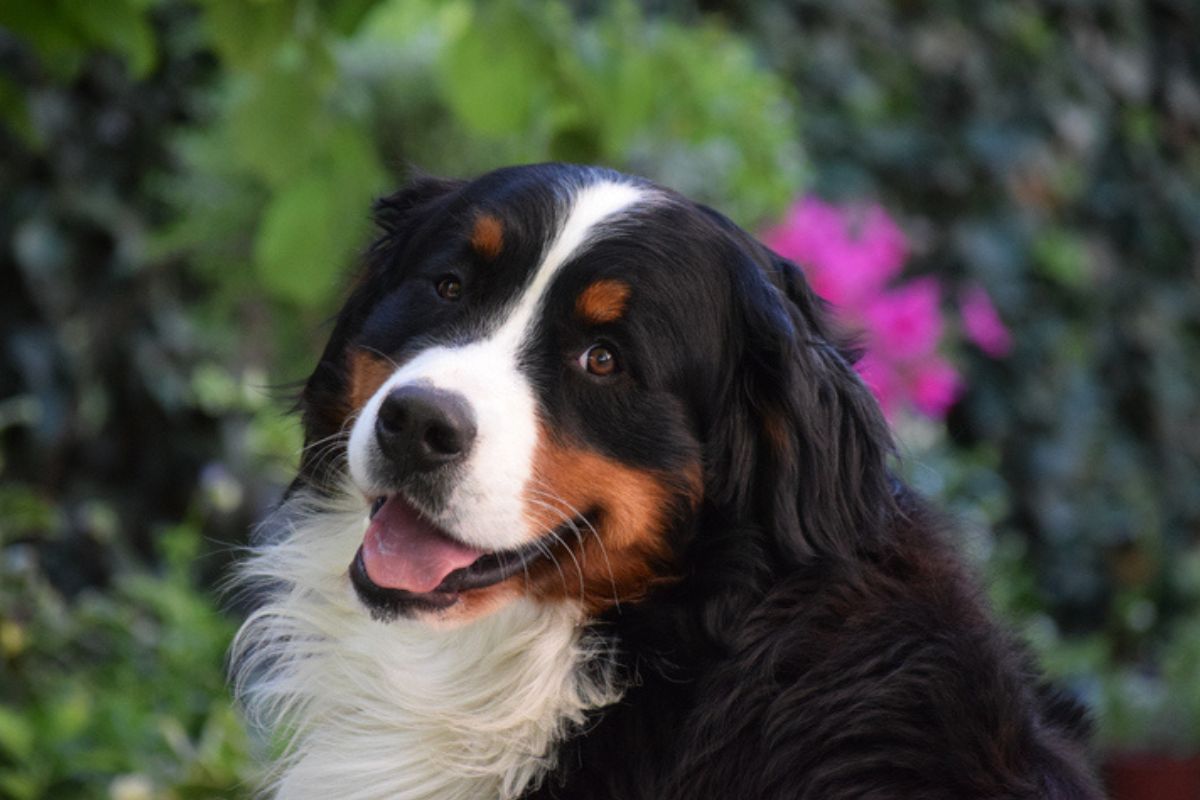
[470, 214, 504, 261]
[431, 583, 522, 627]
[517, 425, 702, 614]
[346, 349, 394, 416]
[762, 409, 792, 455]
[421, 433, 702, 623]
[575, 280, 631, 325]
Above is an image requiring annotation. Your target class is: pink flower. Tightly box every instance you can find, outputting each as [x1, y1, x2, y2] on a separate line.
[762, 199, 907, 308]
[858, 337, 962, 420]
[862, 279, 942, 362]
[960, 284, 1013, 358]
[763, 196, 966, 421]
[911, 358, 963, 418]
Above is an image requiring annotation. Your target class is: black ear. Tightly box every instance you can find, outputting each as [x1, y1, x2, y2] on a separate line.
[709, 216, 897, 563]
[362, 172, 467, 278]
[371, 171, 466, 237]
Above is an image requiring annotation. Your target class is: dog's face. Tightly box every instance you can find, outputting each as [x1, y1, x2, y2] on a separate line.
[298, 164, 891, 624]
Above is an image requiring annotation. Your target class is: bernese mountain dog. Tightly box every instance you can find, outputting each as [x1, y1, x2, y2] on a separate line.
[232, 163, 1102, 799]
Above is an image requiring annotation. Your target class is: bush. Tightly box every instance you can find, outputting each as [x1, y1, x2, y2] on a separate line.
[1, 496, 253, 798]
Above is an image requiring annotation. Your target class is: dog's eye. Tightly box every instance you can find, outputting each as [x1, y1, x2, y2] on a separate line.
[578, 344, 619, 377]
[436, 276, 463, 301]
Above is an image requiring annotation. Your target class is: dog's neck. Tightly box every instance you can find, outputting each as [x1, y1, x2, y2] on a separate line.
[232, 492, 620, 800]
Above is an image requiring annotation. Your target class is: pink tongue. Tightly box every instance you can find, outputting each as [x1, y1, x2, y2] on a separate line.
[362, 496, 485, 593]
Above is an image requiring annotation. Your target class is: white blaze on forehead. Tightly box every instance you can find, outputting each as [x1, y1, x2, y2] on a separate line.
[347, 179, 646, 551]
[500, 180, 646, 341]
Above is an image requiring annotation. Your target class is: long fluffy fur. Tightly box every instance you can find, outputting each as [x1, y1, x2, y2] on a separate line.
[231, 488, 621, 800]
[233, 164, 1102, 799]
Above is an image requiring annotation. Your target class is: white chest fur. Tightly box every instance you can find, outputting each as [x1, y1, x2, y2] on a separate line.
[231, 492, 619, 800]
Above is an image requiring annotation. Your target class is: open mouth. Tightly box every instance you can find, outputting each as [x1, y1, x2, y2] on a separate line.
[349, 493, 587, 616]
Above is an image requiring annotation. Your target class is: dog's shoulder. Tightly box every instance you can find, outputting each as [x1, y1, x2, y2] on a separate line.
[662, 503, 1101, 799]
[533, 501, 1102, 800]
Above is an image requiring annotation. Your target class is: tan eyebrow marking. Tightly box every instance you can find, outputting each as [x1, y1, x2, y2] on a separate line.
[575, 279, 631, 324]
[469, 213, 504, 261]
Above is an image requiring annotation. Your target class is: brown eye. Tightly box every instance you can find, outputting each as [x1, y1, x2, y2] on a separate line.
[436, 276, 462, 300]
[579, 344, 619, 376]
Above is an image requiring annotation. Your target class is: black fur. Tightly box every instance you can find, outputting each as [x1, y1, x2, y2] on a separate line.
[302, 164, 1102, 799]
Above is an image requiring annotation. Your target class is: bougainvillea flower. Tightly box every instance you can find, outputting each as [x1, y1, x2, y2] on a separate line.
[762, 198, 907, 308]
[863, 279, 942, 362]
[763, 196, 977, 421]
[911, 357, 963, 418]
[960, 284, 1013, 358]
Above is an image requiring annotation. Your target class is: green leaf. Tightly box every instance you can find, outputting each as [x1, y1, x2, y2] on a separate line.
[318, 0, 383, 35]
[45, 686, 92, 742]
[226, 66, 325, 188]
[0, 770, 40, 800]
[254, 175, 345, 306]
[440, 1, 555, 136]
[252, 127, 384, 306]
[0, 0, 84, 78]
[68, 0, 157, 79]
[0, 705, 35, 762]
[1033, 229, 1090, 289]
[0, 0, 155, 79]
[359, 0, 460, 42]
[0, 483, 57, 542]
[199, 0, 298, 71]
[0, 75, 36, 148]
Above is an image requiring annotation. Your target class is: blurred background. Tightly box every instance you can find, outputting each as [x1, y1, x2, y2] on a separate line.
[1, 1, 1198, 797]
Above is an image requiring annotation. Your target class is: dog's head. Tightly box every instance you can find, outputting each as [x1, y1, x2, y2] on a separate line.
[297, 164, 894, 623]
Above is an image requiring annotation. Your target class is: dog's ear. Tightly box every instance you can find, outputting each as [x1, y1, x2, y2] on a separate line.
[707, 214, 896, 563]
[362, 172, 467, 278]
[371, 172, 466, 237]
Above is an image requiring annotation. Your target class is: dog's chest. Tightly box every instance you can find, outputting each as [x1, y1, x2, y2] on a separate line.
[234, 502, 620, 800]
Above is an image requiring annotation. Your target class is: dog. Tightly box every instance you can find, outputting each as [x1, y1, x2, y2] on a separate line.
[232, 163, 1102, 799]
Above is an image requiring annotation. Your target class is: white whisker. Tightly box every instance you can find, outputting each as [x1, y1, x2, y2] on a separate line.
[526, 478, 622, 612]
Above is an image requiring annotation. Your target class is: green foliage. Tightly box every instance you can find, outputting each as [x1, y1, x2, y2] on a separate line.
[1, 505, 253, 798]
[251, 124, 385, 305]
[0, 0, 157, 80]
[422, 0, 804, 223]
[441, 2, 554, 137]
[165, 0, 804, 321]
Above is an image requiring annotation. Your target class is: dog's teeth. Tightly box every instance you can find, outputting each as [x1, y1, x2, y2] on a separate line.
[369, 496, 386, 518]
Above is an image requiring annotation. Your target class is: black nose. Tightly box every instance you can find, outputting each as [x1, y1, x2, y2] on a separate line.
[374, 385, 477, 472]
